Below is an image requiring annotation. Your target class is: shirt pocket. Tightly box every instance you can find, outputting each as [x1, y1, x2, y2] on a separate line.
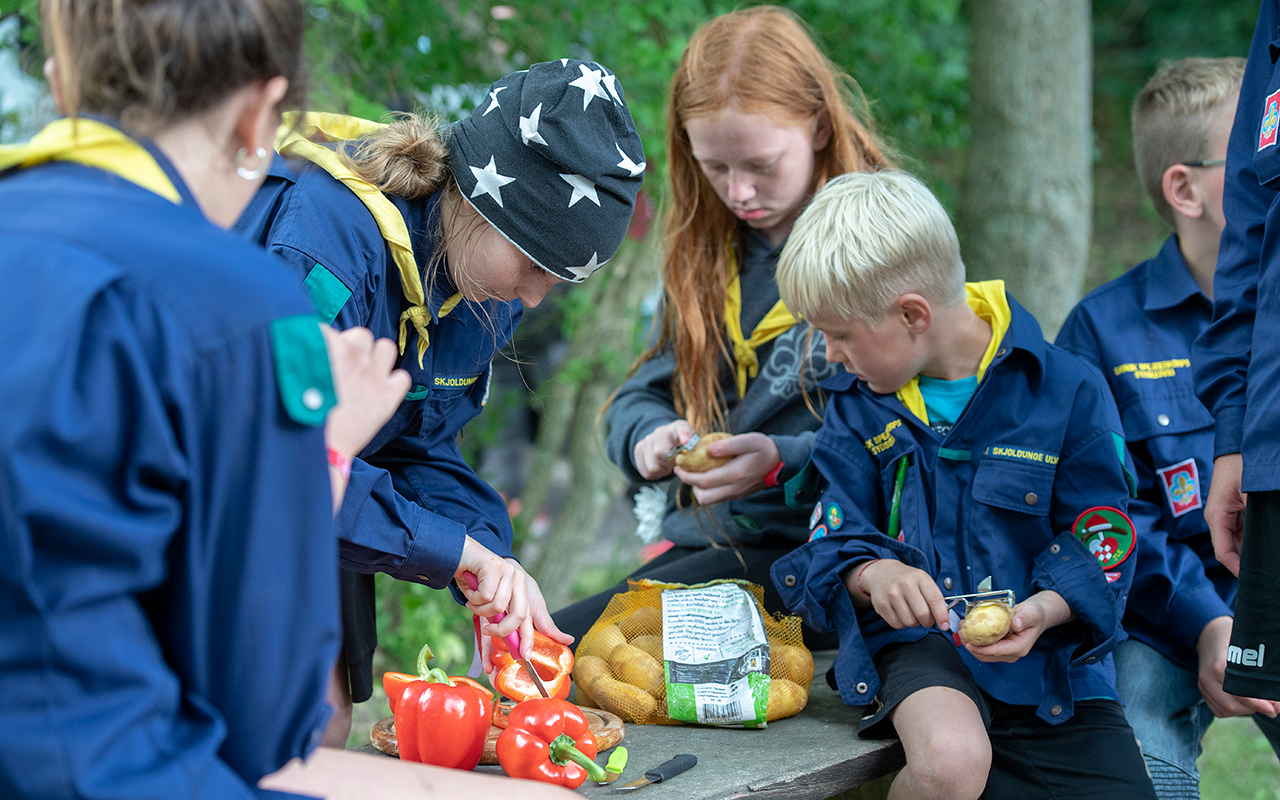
[1118, 392, 1213, 443]
[971, 457, 1055, 518]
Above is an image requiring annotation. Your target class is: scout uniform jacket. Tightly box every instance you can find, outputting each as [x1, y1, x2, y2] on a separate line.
[606, 224, 839, 547]
[0, 146, 339, 797]
[1193, 0, 1280, 491]
[1057, 235, 1234, 671]
[237, 156, 520, 589]
[771, 289, 1137, 725]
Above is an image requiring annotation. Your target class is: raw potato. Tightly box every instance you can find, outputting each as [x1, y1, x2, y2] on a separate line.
[769, 643, 815, 688]
[630, 634, 665, 663]
[766, 677, 808, 721]
[579, 623, 627, 661]
[619, 605, 662, 639]
[674, 432, 733, 472]
[960, 601, 1013, 646]
[589, 675, 658, 722]
[609, 643, 666, 698]
[573, 654, 611, 706]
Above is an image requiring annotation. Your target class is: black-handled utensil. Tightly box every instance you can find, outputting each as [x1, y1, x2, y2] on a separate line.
[615, 754, 697, 791]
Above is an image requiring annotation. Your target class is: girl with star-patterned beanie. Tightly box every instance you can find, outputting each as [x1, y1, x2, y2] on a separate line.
[553, 6, 893, 649]
[235, 58, 645, 744]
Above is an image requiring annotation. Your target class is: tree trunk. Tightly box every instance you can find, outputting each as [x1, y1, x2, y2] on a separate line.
[958, 0, 1092, 339]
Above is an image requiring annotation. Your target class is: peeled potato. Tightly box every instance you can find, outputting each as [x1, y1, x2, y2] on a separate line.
[769, 643, 815, 688]
[630, 634, 665, 663]
[766, 677, 808, 721]
[674, 432, 733, 472]
[609, 643, 666, 698]
[619, 605, 662, 639]
[960, 601, 1013, 646]
[579, 623, 627, 661]
[590, 675, 658, 722]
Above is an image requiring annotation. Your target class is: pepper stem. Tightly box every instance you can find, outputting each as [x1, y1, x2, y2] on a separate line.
[420, 667, 454, 686]
[416, 643, 436, 677]
[549, 734, 608, 782]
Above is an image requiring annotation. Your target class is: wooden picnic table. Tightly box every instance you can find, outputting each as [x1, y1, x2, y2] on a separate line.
[353, 651, 904, 799]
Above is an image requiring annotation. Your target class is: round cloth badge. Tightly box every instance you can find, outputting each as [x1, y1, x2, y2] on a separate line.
[1071, 506, 1135, 570]
[826, 503, 844, 531]
[808, 524, 829, 543]
[809, 501, 824, 531]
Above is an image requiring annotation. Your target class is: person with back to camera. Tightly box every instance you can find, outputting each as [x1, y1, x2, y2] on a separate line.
[235, 59, 645, 739]
[0, 0, 418, 797]
[1056, 57, 1280, 799]
[770, 170, 1158, 799]
[551, 5, 893, 645]
[1191, 0, 1280, 706]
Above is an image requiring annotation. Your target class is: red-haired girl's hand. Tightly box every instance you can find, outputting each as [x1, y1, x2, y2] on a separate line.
[633, 419, 695, 480]
[673, 432, 781, 505]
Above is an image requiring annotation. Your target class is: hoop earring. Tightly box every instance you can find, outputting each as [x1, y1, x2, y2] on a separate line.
[235, 146, 269, 181]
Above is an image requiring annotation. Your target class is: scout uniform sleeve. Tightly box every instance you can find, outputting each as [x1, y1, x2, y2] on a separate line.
[1192, 0, 1280, 458]
[605, 350, 683, 483]
[1032, 368, 1137, 666]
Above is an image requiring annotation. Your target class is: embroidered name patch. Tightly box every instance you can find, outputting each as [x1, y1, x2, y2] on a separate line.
[1262, 87, 1280, 151]
[1111, 359, 1191, 381]
[1157, 458, 1202, 517]
[434, 374, 480, 389]
[985, 445, 1059, 466]
[864, 419, 901, 455]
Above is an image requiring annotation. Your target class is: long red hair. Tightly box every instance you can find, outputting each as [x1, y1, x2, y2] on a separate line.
[640, 5, 893, 433]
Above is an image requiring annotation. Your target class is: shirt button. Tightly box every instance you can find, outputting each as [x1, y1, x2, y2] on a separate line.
[1025, 492, 1038, 505]
[302, 387, 324, 410]
[1050, 704, 1063, 716]
[856, 682, 869, 694]
[1050, 543, 1061, 554]
[997, 348, 1007, 357]
[1157, 413, 1170, 426]
[784, 574, 797, 587]
[943, 577, 954, 590]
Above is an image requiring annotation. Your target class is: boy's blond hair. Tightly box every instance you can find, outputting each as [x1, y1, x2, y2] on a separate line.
[778, 170, 965, 325]
[1133, 57, 1245, 227]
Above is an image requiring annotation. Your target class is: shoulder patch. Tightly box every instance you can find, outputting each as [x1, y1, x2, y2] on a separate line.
[269, 314, 335, 426]
[303, 262, 352, 325]
[1157, 458, 1203, 517]
[1071, 506, 1135, 570]
[808, 524, 829, 542]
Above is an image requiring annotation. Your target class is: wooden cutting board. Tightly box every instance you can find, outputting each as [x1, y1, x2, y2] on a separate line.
[370, 705, 624, 766]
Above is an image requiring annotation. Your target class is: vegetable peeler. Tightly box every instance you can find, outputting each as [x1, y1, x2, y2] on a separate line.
[665, 432, 701, 461]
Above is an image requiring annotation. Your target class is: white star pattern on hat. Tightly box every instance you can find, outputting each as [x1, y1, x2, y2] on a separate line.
[616, 144, 645, 177]
[561, 173, 600, 207]
[470, 156, 516, 207]
[519, 103, 548, 146]
[484, 85, 506, 116]
[566, 252, 601, 281]
[569, 64, 610, 111]
[602, 74, 624, 105]
[560, 58, 569, 67]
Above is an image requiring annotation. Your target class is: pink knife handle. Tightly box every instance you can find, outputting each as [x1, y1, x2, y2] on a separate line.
[463, 571, 522, 656]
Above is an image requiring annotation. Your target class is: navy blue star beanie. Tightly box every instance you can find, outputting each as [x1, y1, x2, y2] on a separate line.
[449, 59, 647, 282]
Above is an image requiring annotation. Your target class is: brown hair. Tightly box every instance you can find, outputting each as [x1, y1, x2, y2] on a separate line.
[340, 112, 449, 200]
[1132, 57, 1245, 227]
[640, 5, 893, 433]
[40, 0, 307, 134]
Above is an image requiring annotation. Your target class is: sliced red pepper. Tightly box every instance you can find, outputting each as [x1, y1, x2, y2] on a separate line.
[495, 698, 607, 788]
[489, 629, 574, 702]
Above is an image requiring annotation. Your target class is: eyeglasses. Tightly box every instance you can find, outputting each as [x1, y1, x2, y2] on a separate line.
[1181, 159, 1226, 168]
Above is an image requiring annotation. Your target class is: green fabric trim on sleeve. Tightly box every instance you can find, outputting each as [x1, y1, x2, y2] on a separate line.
[937, 447, 972, 461]
[1112, 431, 1138, 498]
[270, 314, 335, 427]
[303, 262, 352, 325]
[783, 456, 824, 509]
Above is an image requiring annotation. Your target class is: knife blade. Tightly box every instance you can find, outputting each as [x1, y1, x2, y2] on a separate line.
[462, 572, 551, 698]
[664, 432, 700, 461]
[615, 754, 697, 791]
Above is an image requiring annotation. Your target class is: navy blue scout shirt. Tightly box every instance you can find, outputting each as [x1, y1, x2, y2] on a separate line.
[237, 155, 520, 587]
[0, 159, 339, 797]
[772, 291, 1136, 725]
[1194, 0, 1280, 490]
[1058, 235, 1234, 671]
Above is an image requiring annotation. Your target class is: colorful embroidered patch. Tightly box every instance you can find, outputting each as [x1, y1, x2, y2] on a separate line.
[826, 503, 844, 531]
[1072, 506, 1136, 570]
[809, 501, 824, 530]
[1157, 458, 1202, 518]
[1262, 87, 1280, 151]
[808, 523, 828, 542]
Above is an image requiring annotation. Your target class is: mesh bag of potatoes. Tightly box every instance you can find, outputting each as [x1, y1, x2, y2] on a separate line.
[573, 578, 814, 728]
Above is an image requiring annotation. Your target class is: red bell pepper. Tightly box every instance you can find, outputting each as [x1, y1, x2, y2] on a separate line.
[495, 698, 608, 788]
[385, 644, 493, 771]
[489, 628, 574, 702]
[383, 644, 494, 716]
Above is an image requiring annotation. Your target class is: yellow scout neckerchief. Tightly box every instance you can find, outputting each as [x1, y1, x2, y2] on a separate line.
[275, 111, 460, 367]
[0, 117, 181, 204]
[724, 241, 799, 398]
[896, 280, 1010, 424]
